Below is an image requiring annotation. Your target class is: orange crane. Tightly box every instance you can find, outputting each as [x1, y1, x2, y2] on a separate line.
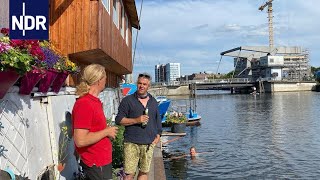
[259, 0, 274, 50]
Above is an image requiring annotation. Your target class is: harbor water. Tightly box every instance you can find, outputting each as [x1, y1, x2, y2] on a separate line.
[163, 91, 320, 179]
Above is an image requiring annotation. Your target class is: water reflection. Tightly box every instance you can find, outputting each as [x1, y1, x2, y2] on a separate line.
[164, 91, 320, 179]
[165, 158, 188, 179]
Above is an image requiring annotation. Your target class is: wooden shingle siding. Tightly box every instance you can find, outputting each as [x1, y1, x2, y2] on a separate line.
[50, 0, 137, 87]
[99, 0, 133, 73]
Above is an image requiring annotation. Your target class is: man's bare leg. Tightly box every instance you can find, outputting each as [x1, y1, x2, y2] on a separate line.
[138, 171, 148, 180]
[125, 174, 134, 180]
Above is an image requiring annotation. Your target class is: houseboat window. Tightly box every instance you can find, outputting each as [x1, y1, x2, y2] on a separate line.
[113, 0, 119, 28]
[125, 14, 129, 46]
[120, 3, 125, 38]
[102, 0, 110, 13]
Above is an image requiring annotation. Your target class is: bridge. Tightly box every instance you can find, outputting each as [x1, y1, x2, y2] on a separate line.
[188, 78, 255, 90]
[152, 78, 256, 90]
[150, 78, 258, 96]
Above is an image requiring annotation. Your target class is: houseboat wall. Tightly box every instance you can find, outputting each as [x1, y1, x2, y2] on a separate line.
[0, 88, 120, 179]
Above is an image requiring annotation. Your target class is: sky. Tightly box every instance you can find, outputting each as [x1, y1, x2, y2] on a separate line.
[132, 0, 320, 79]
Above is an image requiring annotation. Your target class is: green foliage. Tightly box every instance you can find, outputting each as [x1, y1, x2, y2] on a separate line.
[311, 66, 320, 75]
[0, 48, 34, 75]
[58, 122, 71, 163]
[54, 57, 80, 74]
[112, 125, 125, 168]
[223, 70, 235, 78]
[107, 118, 125, 168]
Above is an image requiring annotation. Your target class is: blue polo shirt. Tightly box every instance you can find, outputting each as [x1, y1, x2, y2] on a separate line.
[115, 93, 162, 144]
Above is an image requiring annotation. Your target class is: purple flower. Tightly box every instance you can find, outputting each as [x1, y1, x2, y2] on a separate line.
[0, 42, 12, 53]
[41, 47, 61, 69]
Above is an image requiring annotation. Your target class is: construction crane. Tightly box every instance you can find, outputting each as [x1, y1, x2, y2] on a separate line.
[259, 0, 274, 50]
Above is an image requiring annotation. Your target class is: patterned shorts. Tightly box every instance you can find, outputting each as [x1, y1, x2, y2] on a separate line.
[123, 142, 156, 174]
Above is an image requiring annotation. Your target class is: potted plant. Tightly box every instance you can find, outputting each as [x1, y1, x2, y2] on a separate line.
[36, 41, 62, 93]
[0, 28, 36, 98]
[15, 39, 46, 95]
[166, 111, 187, 133]
[51, 56, 79, 93]
[0, 28, 80, 96]
[0, 28, 49, 95]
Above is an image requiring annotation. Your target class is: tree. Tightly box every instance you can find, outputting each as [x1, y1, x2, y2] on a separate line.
[223, 70, 234, 78]
[311, 66, 320, 75]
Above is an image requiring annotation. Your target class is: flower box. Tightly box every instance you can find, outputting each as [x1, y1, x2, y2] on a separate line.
[19, 71, 43, 95]
[38, 69, 58, 93]
[0, 69, 20, 99]
[51, 72, 69, 93]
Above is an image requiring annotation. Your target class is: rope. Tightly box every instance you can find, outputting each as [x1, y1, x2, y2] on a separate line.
[132, 0, 144, 66]
[216, 55, 223, 75]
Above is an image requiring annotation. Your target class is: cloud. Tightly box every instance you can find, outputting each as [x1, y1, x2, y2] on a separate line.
[133, 0, 320, 78]
[192, 24, 209, 30]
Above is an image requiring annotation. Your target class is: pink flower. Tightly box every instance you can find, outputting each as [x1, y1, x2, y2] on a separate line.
[10, 40, 25, 49]
[0, 42, 12, 53]
[30, 45, 45, 60]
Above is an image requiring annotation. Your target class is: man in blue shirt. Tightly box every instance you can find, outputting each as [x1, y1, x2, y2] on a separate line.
[115, 73, 162, 180]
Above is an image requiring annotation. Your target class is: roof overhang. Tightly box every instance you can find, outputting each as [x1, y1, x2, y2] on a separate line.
[123, 0, 140, 30]
[69, 49, 131, 75]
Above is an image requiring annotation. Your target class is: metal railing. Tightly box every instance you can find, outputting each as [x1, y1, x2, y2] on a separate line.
[152, 78, 252, 87]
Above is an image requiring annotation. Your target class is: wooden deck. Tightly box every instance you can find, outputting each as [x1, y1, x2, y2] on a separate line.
[148, 143, 166, 180]
[161, 131, 186, 136]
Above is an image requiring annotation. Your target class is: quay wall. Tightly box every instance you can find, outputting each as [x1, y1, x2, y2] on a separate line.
[264, 82, 316, 92]
[149, 85, 190, 96]
[0, 87, 120, 179]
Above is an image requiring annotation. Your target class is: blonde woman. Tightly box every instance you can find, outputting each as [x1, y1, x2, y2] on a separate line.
[72, 64, 118, 180]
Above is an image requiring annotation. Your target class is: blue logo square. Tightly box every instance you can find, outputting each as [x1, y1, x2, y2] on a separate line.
[9, 0, 49, 40]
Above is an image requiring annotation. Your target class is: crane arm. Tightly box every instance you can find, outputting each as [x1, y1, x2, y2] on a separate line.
[259, 0, 273, 11]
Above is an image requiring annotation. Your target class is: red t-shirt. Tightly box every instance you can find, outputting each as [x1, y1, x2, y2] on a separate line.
[72, 94, 112, 167]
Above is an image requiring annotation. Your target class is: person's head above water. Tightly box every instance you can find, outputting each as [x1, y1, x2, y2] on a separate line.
[189, 146, 197, 157]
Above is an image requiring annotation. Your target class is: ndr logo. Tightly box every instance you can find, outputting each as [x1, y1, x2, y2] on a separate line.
[10, 0, 49, 40]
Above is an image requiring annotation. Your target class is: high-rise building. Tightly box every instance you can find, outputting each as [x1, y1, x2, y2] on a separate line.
[166, 63, 180, 82]
[155, 64, 166, 82]
[155, 63, 180, 83]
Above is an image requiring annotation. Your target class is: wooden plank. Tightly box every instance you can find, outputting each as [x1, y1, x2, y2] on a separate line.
[82, 0, 89, 51]
[75, 0, 83, 52]
[89, 1, 99, 49]
[69, 0, 76, 54]
[148, 143, 166, 180]
[161, 131, 186, 136]
[59, 0, 67, 55]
